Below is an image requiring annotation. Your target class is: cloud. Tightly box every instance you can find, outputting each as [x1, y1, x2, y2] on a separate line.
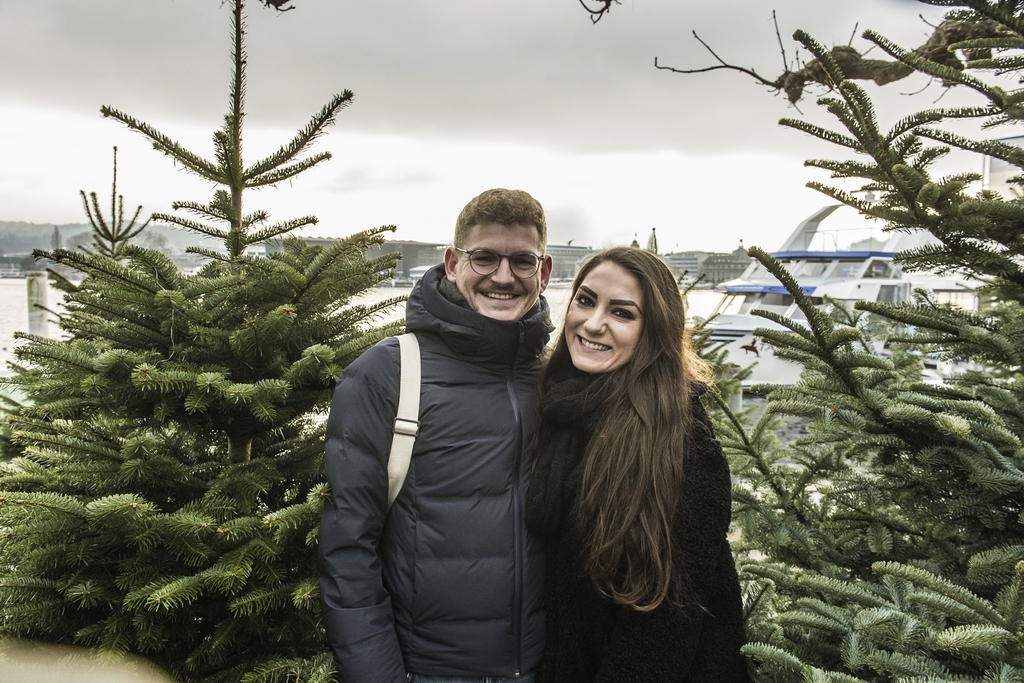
[544, 205, 590, 245]
[0, 0, 951, 154]
[329, 166, 437, 193]
[0, 0, 978, 253]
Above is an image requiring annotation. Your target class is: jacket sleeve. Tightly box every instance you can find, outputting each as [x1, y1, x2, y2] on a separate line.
[595, 400, 737, 682]
[318, 340, 406, 683]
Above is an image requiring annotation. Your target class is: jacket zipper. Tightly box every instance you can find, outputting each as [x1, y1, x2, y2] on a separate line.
[508, 321, 525, 676]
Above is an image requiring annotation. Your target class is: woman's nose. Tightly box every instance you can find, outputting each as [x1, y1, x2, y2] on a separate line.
[582, 311, 604, 333]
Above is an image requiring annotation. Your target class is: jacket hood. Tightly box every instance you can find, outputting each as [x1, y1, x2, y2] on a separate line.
[407, 264, 553, 368]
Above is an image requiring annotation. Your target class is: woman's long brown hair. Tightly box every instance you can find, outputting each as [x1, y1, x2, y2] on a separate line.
[540, 247, 711, 611]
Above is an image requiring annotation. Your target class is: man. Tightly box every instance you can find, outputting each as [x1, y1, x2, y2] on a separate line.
[318, 189, 554, 683]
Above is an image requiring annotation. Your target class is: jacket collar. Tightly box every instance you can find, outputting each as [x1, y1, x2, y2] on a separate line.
[406, 264, 553, 367]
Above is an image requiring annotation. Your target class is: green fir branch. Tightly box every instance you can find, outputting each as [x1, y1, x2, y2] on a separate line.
[150, 213, 230, 241]
[243, 91, 353, 180]
[246, 154, 333, 188]
[100, 107, 224, 183]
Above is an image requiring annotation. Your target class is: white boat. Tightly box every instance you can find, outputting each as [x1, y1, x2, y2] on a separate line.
[706, 205, 979, 388]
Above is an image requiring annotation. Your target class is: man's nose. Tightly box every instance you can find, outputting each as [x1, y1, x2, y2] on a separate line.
[490, 256, 516, 284]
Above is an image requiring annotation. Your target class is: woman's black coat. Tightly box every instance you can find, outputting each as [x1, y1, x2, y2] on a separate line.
[531, 392, 749, 683]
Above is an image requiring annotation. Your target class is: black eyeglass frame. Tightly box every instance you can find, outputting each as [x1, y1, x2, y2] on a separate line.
[453, 247, 547, 278]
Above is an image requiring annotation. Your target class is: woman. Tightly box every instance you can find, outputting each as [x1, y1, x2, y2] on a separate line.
[525, 247, 748, 683]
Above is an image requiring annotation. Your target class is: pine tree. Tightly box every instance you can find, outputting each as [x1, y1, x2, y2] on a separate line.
[647, 227, 659, 254]
[81, 146, 152, 260]
[0, 2, 402, 681]
[706, 2, 1024, 681]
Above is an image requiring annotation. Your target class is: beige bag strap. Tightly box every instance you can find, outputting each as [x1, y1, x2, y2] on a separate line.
[387, 333, 420, 509]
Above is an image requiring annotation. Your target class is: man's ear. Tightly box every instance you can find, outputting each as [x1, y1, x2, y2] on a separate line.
[443, 247, 459, 283]
[538, 254, 553, 293]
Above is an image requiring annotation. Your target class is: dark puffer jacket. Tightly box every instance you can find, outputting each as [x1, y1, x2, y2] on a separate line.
[534, 388, 749, 683]
[318, 264, 552, 683]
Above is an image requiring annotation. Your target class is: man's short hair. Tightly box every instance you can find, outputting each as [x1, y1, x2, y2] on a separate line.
[454, 189, 547, 249]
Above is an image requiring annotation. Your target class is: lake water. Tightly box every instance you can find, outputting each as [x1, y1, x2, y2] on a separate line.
[0, 278, 60, 371]
[0, 279, 722, 371]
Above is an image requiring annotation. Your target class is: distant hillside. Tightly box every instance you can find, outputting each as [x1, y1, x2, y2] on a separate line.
[0, 221, 220, 257]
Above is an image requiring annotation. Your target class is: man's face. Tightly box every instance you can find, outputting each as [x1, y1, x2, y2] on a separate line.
[444, 222, 552, 322]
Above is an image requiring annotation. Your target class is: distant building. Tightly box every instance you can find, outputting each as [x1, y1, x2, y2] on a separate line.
[366, 240, 446, 279]
[264, 237, 446, 280]
[547, 244, 595, 280]
[662, 251, 710, 281]
[698, 242, 751, 286]
[408, 264, 434, 283]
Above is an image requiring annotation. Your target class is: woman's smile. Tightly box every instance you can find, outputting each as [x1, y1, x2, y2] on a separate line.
[564, 261, 644, 375]
[577, 336, 612, 352]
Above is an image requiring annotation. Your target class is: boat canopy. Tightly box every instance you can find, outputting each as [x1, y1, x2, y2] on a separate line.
[718, 284, 816, 295]
[770, 250, 897, 260]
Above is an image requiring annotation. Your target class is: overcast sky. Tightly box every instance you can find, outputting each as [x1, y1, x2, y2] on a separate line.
[0, 0, 987, 253]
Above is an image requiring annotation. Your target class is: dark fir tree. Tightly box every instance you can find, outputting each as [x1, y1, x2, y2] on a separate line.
[0, 2, 401, 682]
[690, 2, 1024, 681]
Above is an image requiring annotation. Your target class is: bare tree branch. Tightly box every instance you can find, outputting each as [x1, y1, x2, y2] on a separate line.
[656, 17, 1004, 104]
[655, 31, 784, 90]
[261, 0, 295, 11]
[773, 11, 789, 73]
[579, 0, 619, 25]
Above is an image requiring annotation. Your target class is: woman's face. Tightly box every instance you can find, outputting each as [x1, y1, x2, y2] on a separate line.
[564, 261, 644, 375]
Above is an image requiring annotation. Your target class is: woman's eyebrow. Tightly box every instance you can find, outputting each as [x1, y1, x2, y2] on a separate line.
[579, 285, 641, 312]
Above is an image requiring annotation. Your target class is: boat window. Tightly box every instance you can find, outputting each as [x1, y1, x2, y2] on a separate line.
[736, 294, 762, 315]
[710, 294, 735, 316]
[759, 293, 793, 308]
[932, 290, 978, 311]
[716, 293, 759, 316]
[794, 261, 828, 277]
[780, 260, 802, 274]
[877, 284, 909, 304]
[864, 259, 892, 278]
[788, 297, 824, 320]
[746, 264, 770, 279]
[838, 261, 862, 277]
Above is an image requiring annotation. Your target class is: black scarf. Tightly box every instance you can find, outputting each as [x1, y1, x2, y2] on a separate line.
[525, 368, 613, 538]
[437, 276, 470, 308]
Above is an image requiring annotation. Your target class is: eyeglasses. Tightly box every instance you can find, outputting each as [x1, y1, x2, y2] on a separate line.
[453, 247, 545, 278]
